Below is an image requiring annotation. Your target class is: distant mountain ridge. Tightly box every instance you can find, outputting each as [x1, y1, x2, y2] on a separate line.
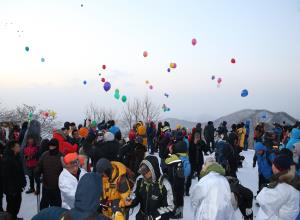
[164, 109, 298, 148]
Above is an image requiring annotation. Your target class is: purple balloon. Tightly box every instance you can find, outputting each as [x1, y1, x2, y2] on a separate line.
[167, 68, 171, 72]
[103, 82, 111, 92]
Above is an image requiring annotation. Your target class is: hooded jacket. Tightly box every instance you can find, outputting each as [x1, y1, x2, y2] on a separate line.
[286, 128, 300, 150]
[1, 148, 26, 194]
[31, 173, 109, 220]
[131, 156, 174, 220]
[191, 162, 236, 220]
[256, 166, 300, 220]
[53, 130, 78, 155]
[255, 141, 275, 179]
[59, 168, 87, 209]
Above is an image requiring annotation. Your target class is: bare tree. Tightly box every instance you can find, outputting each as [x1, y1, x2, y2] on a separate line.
[141, 95, 161, 122]
[121, 101, 134, 132]
[85, 103, 118, 123]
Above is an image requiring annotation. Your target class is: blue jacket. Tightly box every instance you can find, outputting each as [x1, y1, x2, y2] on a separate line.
[31, 207, 67, 220]
[255, 142, 275, 179]
[286, 128, 300, 150]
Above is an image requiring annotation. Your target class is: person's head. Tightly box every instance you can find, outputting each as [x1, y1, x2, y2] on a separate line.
[128, 129, 136, 141]
[222, 121, 227, 127]
[64, 153, 80, 175]
[72, 129, 80, 139]
[272, 155, 292, 175]
[231, 124, 237, 131]
[6, 140, 21, 155]
[26, 135, 35, 146]
[194, 132, 201, 144]
[78, 124, 83, 130]
[62, 127, 68, 135]
[13, 125, 20, 132]
[64, 121, 70, 130]
[208, 121, 213, 126]
[263, 131, 275, 147]
[96, 158, 112, 179]
[48, 138, 59, 151]
[138, 155, 161, 183]
[21, 121, 28, 130]
[40, 138, 49, 150]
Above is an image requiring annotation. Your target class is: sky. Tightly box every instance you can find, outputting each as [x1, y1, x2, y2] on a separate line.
[0, 0, 300, 123]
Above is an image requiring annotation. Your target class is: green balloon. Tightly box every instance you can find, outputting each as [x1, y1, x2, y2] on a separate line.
[114, 93, 120, 100]
[121, 95, 127, 103]
[115, 89, 120, 94]
[25, 46, 29, 52]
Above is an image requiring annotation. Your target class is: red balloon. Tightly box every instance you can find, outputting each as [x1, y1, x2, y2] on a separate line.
[231, 58, 236, 64]
[44, 112, 49, 117]
[217, 78, 222, 84]
[143, 51, 148, 57]
[101, 78, 105, 83]
[102, 65, 106, 70]
[192, 38, 197, 46]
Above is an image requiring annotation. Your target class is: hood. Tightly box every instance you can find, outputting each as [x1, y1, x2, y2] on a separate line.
[140, 155, 161, 182]
[291, 128, 300, 139]
[69, 172, 102, 220]
[269, 165, 300, 190]
[200, 162, 226, 178]
[173, 141, 187, 154]
[53, 130, 67, 141]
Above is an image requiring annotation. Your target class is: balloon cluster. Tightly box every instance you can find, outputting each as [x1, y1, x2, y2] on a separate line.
[162, 104, 170, 112]
[145, 80, 154, 90]
[169, 62, 177, 69]
[114, 88, 127, 103]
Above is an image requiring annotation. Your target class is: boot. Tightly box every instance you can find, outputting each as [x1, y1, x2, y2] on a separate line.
[25, 188, 35, 194]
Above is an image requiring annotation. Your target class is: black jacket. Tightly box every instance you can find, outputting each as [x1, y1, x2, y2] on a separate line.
[131, 156, 174, 220]
[1, 148, 26, 194]
[189, 140, 205, 172]
[204, 124, 215, 141]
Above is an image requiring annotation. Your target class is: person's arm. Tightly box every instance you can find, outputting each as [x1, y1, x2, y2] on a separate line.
[127, 177, 142, 208]
[59, 171, 76, 208]
[156, 178, 175, 218]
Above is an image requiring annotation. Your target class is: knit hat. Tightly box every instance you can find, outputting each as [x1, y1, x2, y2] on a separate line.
[96, 158, 112, 178]
[128, 129, 136, 141]
[104, 132, 114, 142]
[48, 138, 59, 149]
[64, 152, 79, 166]
[273, 155, 292, 172]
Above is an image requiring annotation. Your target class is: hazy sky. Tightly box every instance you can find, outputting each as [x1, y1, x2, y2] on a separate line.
[0, 0, 300, 123]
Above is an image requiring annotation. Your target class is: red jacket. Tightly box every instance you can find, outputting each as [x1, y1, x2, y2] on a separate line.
[53, 130, 78, 155]
[23, 145, 38, 168]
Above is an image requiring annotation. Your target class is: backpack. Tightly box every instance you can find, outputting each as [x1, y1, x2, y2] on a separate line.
[177, 155, 191, 178]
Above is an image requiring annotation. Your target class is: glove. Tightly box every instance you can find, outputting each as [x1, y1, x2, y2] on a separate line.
[111, 199, 121, 214]
[245, 208, 253, 216]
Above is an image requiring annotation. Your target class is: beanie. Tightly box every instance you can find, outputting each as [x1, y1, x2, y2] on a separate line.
[96, 158, 112, 178]
[128, 129, 136, 141]
[64, 152, 79, 165]
[273, 155, 292, 172]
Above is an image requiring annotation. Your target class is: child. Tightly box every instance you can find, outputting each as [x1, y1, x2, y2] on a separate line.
[23, 135, 39, 194]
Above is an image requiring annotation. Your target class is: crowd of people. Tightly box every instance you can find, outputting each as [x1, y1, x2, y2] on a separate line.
[0, 118, 299, 220]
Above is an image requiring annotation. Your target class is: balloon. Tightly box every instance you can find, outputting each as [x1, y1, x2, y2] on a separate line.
[211, 75, 215, 80]
[49, 111, 56, 117]
[115, 89, 120, 94]
[149, 85, 153, 90]
[167, 68, 171, 72]
[192, 38, 197, 46]
[98, 73, 101, 76]
[170, 63, 177, 69]
[241, 89, 249, 97]
[102, 65, 106, 70]
[25, 46, 29, 52]
[103, 82, 111, 92]
[121, 95, 127, 103]
[114, 93, 120, 100]
[28, 112, 33, 120]
[231, 58, 236, 64]
[44, 112, 49, 118]
[217, 77, 222, 84]
[41, 57, 45, 62]
[164, 93, 169, 98]
[101, 78, 105, 83]
[81, 4, 83, 7]
[143, 51, 148, 57]
[79, 127, 89, 138]
[145, 80, 149, 84]
[83, 80, 87, 85]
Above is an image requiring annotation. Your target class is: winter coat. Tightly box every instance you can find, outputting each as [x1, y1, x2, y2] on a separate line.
[286, 128, 300, 150]
[101, 161, 131, 218]
[189, 140, 205, 172]
[204, 124, 215, 141]
[158, 134, 171, 159]
[255, 141, 275, 180]
[35, 149, 63, 189]
[1, 148, 26, 194]
[90, 140, 120, 164]
[131, 156, 174, 220]
[59, 168, 87, 209]
[215, 139, 237, 176]
[32, 173, 110, 220]
[237, 127, 246, 149]
[53, 130, 78, 155]
[191, 171, 236, 220]
[256, 166, 300, 220]
[23, 144, 39, 168]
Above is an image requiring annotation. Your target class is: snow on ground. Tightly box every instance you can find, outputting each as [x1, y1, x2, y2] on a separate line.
[3, 150, 258, 220]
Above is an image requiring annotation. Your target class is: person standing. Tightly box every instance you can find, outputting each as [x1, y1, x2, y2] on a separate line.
[1, 140, 26, 220]
[204, 121, 215, 152]
[35, 138, 63, 210]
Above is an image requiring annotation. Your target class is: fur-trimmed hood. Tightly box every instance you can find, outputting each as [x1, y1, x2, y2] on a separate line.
[269, 165, 300, 191]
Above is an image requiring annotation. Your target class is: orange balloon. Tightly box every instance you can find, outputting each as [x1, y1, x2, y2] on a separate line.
[79, 127, 89, 138]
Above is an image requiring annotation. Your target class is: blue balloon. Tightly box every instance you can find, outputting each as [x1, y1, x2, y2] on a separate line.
[103, 82, 111, 92]
[83, 80, 87, 85]
[241, 89, 248, 97]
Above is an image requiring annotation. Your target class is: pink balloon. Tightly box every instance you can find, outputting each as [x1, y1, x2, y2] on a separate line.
[149, 85, 153, 90]
[217, 78, 222, 84]
[143, 51, 148, 57]
[231, 58, 236, 64]
[192, 38, 197, 46]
